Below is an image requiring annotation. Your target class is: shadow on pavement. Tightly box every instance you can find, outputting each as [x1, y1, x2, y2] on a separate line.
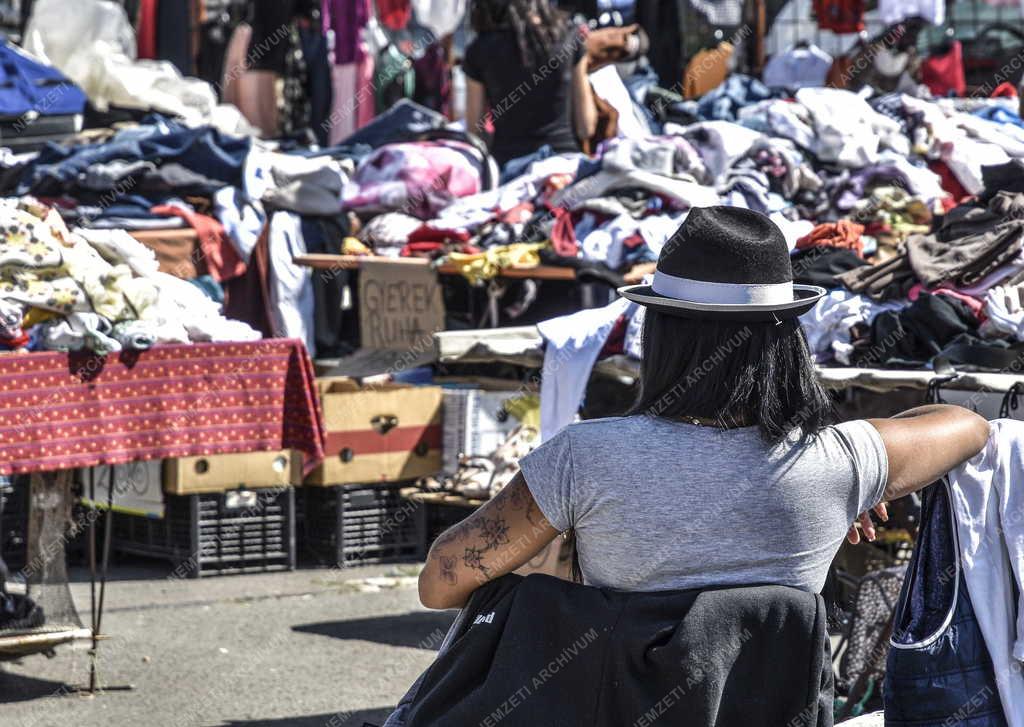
[293, 610, 455, 650]
[0, 670, 72, 703]
[218, 707, 394, 726]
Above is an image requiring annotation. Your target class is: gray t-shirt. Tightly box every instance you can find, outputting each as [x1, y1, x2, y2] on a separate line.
[519, 415, 888, 593]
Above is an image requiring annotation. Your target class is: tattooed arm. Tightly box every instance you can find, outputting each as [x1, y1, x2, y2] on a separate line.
[418, 472, 559, 609]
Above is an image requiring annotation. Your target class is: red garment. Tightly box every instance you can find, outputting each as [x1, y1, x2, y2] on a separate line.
[399, 241, 479, 258]
[598, 315, 628, 358]
[548, 207, 578, 257]
[0, 331, 29, 349]
[151, 205, 246, 282]
[400, 241, 444, 258]
[928, 160, 970, 203]
[407, 224, 473, 244]
[622, 232, 645, 250]
[813, 0, 864, 33]
[991, 82, 1019, 99]
[500, 202, 534, 225]
[375, 0, 411, 30]
[921, 41, 965, 98]
[0, 340, 325, 475]
[795, 220, 865, 257]
[137, 0, 159, 59]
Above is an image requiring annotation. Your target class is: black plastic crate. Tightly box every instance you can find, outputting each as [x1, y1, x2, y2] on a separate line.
[0, 476, 28, 572]
[112, 488, 296, 578]
[423, 501, 474, 553]
[300, 484, 425, 567]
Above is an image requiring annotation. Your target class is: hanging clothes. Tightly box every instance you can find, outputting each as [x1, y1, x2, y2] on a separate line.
[943, 420, 1024, 726]
[410, 0, 467, 38]
[373, 42, 417, 114]
[376, 0, 411, 30]
[413, 42, 450, 115]
[156, 0, 194, 75]
[921, 41, 965, 98]
[324, 0, 372, 65]
[877, 0, 944, 27]
[536, 297, 634, 441]
[683, 41, 733, 100]
[813, 0, 864, 33]
[763, 44, 833, 90]
[136, 0, 158, 60]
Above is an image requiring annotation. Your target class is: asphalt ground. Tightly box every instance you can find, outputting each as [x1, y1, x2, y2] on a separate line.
[0, 561, 449, 727]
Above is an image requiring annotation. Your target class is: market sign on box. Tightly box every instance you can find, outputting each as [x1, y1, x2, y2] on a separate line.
[358, 259, 445, 351]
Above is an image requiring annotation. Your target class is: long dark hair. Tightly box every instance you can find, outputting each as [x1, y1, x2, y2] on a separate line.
[470, 0, 570, 67]
[629, 311, 834, 441]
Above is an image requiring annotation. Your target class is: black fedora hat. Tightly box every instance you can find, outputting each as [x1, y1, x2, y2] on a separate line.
[618, 206, 825, 321]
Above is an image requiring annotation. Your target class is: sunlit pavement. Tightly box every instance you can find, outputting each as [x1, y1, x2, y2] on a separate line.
[0, 562, 450, 727]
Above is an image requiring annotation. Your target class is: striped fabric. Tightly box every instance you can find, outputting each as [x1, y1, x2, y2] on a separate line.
[0, 339, 325, 475]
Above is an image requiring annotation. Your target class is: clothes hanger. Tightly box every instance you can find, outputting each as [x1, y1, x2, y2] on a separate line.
[931, 25, 955, 55]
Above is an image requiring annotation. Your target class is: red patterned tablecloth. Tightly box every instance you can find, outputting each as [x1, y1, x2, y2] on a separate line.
[0, 339, 325, 475]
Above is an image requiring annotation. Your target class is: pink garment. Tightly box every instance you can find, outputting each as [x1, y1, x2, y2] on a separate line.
[329, 63, 359, 143]
[328, 56, 376, 145]
[343, 141, 484, 219]
[356, 54, 375, 129]
[908, 283, 987, 322]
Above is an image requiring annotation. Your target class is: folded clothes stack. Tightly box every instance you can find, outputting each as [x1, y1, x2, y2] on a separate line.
[0, 197, 259, 354]
[0, 68, 1022, 364]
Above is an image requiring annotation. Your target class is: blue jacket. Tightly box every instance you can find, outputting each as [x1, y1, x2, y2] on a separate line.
[0, 38, 86, 118]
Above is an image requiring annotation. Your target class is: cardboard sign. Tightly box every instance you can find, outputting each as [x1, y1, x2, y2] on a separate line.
[359, 260, 445, 350]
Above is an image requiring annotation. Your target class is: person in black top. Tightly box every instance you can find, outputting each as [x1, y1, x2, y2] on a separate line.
[462, 0, 596, 166]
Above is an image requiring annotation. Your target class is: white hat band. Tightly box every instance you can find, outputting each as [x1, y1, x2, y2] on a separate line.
[651, 270, 794, 306]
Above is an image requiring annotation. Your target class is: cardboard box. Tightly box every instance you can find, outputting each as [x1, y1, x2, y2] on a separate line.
[163, 450, 299, 495]
[306, 378, 443, 485]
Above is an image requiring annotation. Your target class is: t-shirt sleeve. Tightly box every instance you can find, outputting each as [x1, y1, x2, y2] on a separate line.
[518, 427, 575, 533]
[462, 39, 484, 82]
[833, 419, 889, 518]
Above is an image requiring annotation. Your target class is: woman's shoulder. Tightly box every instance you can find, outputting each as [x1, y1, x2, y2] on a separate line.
[562, 415, 654, 442]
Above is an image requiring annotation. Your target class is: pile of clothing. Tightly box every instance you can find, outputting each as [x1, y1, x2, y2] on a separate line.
[0, 197, 259, 354]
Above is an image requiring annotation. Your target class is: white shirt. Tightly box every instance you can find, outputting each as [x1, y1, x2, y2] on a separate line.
[948, 419, 1024, 726]
[763, 44, 833, 90]
[878, 0, 944, 26]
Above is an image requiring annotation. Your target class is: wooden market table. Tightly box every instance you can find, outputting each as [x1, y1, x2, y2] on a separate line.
[294, 253, 577, 281]
[293, 254, 655, 283]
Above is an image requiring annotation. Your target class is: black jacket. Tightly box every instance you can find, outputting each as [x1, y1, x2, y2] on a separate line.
[385, 574, 833, 727]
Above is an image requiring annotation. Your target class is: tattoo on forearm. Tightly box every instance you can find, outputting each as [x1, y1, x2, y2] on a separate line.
[479, 516, 510, 549]
[440, 555, 457, 585]
[462, 545, 490, 577]
[431, 474, 546, 587]
[507, 482, 527, 511]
